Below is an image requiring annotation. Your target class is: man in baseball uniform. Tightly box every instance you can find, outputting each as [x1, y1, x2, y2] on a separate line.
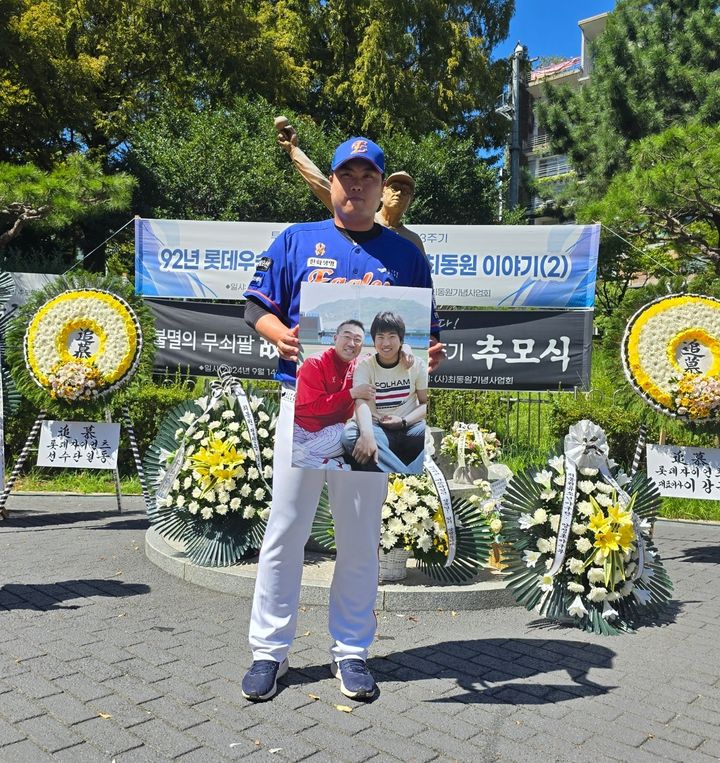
[242, 136, 442, 702]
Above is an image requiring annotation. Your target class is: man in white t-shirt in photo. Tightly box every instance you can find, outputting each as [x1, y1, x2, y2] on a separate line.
[342, 311, 427, 473]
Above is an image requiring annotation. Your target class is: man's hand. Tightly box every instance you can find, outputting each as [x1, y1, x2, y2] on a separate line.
[428, 338, 446, 373]
[277, 325, 301, 361]
[353, 432, 379, 465]
[350, 383, 375, 401]
[276, 125, 298, 154]
[400, 343, 415, 369]
[379, 414, 403, 430]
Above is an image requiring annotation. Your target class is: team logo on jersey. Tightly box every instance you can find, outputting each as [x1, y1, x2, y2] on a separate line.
[307, 257, 337, 268]
[351, 140, 368, 154]
[255, 256, 272, 272]
[315, 242, 326, 256]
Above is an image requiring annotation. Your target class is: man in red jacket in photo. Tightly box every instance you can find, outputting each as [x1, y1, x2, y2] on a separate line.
[292, 319, 375, 469]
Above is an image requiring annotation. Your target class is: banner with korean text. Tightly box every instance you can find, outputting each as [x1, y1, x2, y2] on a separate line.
[147, 300, 592, 391]
[135, 218, 600, 308]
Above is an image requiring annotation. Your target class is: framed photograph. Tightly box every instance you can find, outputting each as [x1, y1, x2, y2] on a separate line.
[293, 282, 432, 473]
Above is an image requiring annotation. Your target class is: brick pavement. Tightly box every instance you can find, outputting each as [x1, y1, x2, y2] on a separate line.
[1, 494, 720, 762]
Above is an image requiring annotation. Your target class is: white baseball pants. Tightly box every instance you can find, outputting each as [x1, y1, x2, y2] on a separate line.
[248, 389, 387, 663]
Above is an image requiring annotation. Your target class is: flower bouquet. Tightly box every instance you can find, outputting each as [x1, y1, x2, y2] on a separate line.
[310, 469, 493, 584]
[622, 293, 720, 422]
[468, 479, 509, 569]
[144, 381, 278, 567]
[440, 422, 502, 485]
[500, 421, 673, 635]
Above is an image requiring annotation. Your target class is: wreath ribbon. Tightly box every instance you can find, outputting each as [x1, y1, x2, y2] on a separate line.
[424, 456, 457, 567]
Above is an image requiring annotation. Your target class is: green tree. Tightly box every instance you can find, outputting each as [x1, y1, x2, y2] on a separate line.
[539, 0, 720, 198]
[0, 0, 313, 165]
[0, 154, 134, 248]
[309, 0, 514, 148]
[126, 97, 499, 225]
[580, 123, 720, 278]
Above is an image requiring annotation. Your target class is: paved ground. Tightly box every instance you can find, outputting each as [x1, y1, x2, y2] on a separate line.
[1, 495, 719, 763]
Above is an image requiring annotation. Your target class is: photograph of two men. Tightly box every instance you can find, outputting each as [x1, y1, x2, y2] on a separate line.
[292, 283, 432, 474]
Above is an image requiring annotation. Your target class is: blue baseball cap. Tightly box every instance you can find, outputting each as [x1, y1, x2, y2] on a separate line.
[330, 137, 385, 174]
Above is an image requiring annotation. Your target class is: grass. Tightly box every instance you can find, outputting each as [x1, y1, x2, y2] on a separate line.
[13, 468, 142, 495]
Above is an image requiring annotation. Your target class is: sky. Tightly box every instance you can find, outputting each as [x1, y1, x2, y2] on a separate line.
[494, 1, 617, 62]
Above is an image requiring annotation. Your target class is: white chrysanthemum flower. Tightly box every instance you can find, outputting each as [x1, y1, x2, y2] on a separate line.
[198, 414, 210, 423]
[208, 421, 221, 430]
[262, 447, 273, 458]
[568, 581, 585, 594]
[258, 411, 270, 422]
[588, 586, 607, 602]
[381, 505, 392, 519]
[216, 504, 228, 516]
[388, 517, 404, 534]
[205, 489, 215, 503]
[533, 508, 548, 524]
[380, 531, 397, 549]
[567, 557, 585, 575]
[172, 479, 180, 491]
[572, 522, 588, 535]
[490, 518, 503, 534]
[193, 431, 204, 440]
[217, 491, 230, 504]
[258, 428, 269, 438]
[214, 430, 226, 440]
[175, 494, 185, 508]
[164, 495, 174, 507]
[594, 493, 613, 507]
[228, 421, 240, 432]
[552, 474, 566, 487]
[188, 501, 199, 514]
[523, 550, 541, 567]
[192, 487, 202, 499]
[230, 497, 241, 510]
[241, 431, 251, 442]
[201, 506, 213, 519]
[228, 436, 241, 446]
[183, 476, 192, 489]
[240, 484, 251, 497]
[587, 567, 606, 585]
[221, 410, 235, 419]
[259, 508, 270, 520]
[225, 479, 237, 491]
[594, 481, 613, 494]
[576, 500, 594, 517]
[540, 489, 557, 501]
[549, 514, 560, 532]
[580, 467, 598, 476]
[254, 487, 265, 501]
[537, 537, 553, 554]
[577, 480, 595, 494]
[242, 506, 255, 520]
[248, 467, 260, 480]
[263, 465, 273, 479]
[575, 537, 592, 553]
[417, 534, 432, 552]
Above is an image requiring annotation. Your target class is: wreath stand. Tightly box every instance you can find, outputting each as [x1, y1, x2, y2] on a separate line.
[0, 405, 151, 521]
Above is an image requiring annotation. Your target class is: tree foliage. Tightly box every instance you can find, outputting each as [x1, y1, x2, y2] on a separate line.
[539, 0, 720, 197]
[126, 97, 499, 225]
[0, 154, 134, 247]
[1, 0, 514, 167]
[580, 123, 720, 278]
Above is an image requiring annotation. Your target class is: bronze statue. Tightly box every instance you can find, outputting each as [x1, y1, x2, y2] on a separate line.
[275, 116, 425, 254]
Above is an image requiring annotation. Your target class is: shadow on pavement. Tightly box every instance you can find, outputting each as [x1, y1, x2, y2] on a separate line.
[370, 638, 616, 705]
[678, 545, 720, 564]
[0, 578, 150, 611]
[3, 510, 148, 531]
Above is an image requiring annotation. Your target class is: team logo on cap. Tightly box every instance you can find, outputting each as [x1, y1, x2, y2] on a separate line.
[315, 242, 326, 256]
[351, 140, 368, 154]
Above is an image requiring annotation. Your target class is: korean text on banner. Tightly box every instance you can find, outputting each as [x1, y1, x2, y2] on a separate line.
[135, 218, 600, 309]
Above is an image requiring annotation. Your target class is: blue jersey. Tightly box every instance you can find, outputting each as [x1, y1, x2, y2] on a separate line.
[245, 219, 439, 381]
